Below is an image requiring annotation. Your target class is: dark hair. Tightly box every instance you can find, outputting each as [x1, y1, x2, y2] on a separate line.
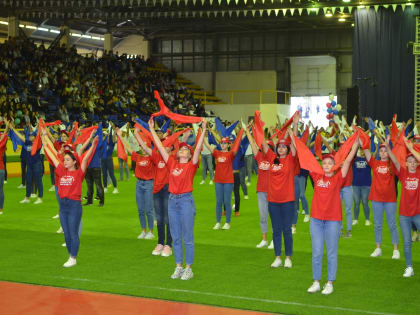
[64, 151, 79, 169]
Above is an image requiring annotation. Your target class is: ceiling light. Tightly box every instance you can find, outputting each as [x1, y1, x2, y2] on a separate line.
[0, 21, 8, 25]
[19, 24, 24, 27]
[351, 23, 355, 27]
[343, 0, 351, 3]
[71, 33, 82, 37]
[37, 27, 48, 31]
[339, 18, 346, 22]
[50, 29, 60, 33]
[325, 9, 333, 17]
[25, 25, 37, 29]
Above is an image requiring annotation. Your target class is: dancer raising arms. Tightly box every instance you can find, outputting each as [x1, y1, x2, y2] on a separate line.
[0, 121, 9, 215]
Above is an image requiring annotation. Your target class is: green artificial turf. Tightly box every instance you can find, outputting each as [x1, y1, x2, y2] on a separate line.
[0, 170, 419, 315]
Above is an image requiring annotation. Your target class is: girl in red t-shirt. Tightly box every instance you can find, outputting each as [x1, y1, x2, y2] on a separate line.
[149, 119, 206, 281]
[41, 129, 98, 268]
[386, 137, 420, 278]
[0, 121, 9, 215]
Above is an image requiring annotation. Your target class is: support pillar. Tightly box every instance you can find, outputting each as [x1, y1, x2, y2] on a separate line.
[8, 16, 19, 38]
[59, 25, 70, 49]
[104, 33, 113, 53]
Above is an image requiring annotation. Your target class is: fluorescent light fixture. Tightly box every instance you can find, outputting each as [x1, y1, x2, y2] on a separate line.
[92, 36, 101, 40]
[351, 23, 355, 27]
[0, 21, 8, 25]
[358, 5, 365, 8]
[310, 8, 317, 12]
[19, 24, 24, 27]
[37, 27, 48, 31]
[82, 34, 92, 38]
[343, 0, 351, 3]
[325, 9, 333, 17]
[25, 25, 37, 29]
[100, 38, 105, 41]
[50, 29, 60, 33]
[71, 33, 82, 37]
[339, 18, 346, 22]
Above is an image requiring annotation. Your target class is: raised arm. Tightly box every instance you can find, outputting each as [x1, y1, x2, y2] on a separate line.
[133, 127, 152, 156]
[287, 129, 297, 157]
[77, 130, 96, 156]
[361, 137, 372, 162]
[81, 136, 98, 173]
[41, 131, 60, 168]
[9, 124, 26, 142]
[203, 135, 215, 154]
[341, 136, 359, 178]
[384, 135, 400, 172]
[115, 128, 134, 155]
[404, 137, 420, 162]
[192, 120, 206, 165]
[149, 119, 169, 163]
[244, 122, 259, 156]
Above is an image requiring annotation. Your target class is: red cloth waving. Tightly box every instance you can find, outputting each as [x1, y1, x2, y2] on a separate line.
[293, 134, 323, 174]
[117, 136, 127, 162]
[314, 131, 323, 161]
[331, 132, 358, 172]
[74, 126, 98, 145]
[354, 126, 370, 150]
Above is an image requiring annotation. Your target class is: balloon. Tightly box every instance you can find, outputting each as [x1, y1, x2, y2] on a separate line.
[329, 120, 335, 124]
[326, 114, 330, 120]
[326, 103, 332, 108]
[328, 113, 334, 119]
[17, 110, 23, 117]
[14, 118, 21, 125]
[329, 94, 334, 102]
[336, 104, 342, 111]
[327, 108, 333, 113]
[331, 101, 337, 107]
[333, 110, 339, 115]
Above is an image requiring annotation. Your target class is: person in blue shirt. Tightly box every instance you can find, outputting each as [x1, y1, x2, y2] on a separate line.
[100, 125, 118, 194]
[352, 150, 372, 226]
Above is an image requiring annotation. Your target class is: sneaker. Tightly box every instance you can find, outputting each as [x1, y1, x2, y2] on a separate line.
[200, 180, 205, 185]
[4, 180, 7, 184]
[49, 186, 55, 192]
[256, 240, 268, 248]
[303, 214, 310, 223]
[403, 266, 414, 278]
[209, 180, 213, 185]
[222, 223, 230, 230]
[352, 220, 358, 226]
[30, 194, 37, 198]
[57, 227, 63, 234]
[170, 266, 184, 279]
[152, 244, 164, 256]
[292, 226, 296, 234]
[34, 198, 43, 204]
[271, 257, 282, 268]
[284, 257, 292, 268]
[213, 223, 221, 230]
[63, 257, 77, 268]
[20, 198, 30, 204]
[17, 184, 25, 189]
[307, 281, 321, 293]
[145, 232, 155, 239]
[412, 233, 419, 242]
[365, 220, 371, 226]
[112, 188, 119, 194]
[161, 245, 172, 257]
[83, 196, 88, 200]
[52, 214, 59, 219]
[104, 188, 108, 193]
[181, 268, 194, 280]
[268, 240, 274, 249]
[392, 250, 400, 260]
[234, 211, 240, 217]
[301, 210, 305, 215]
[0, 211, 3, 215]
[345, 231, 352, 238]
[232, 204, 235, 210]
[61, 243, 66, 247]
[370, 248, 382, 257]
[244, 195, 249, 200]
[246, 182, 250, 186]
[137, 231, 146, 239]
[321, 283, 334, 295]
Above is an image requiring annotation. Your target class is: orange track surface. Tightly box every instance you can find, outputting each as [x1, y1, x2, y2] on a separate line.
[0, 281, 275, 315]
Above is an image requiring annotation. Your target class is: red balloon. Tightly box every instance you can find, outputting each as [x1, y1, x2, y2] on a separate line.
[326, 103, 332, 108]
[328, 113, 334, 119]
[326, 114, 330, 119]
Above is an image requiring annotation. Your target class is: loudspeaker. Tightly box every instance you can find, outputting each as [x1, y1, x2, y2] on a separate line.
[347, 85, 360, 125]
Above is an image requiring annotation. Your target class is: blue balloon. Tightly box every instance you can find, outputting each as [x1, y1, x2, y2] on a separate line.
[333, 110, 339, 115]
[329, 120, 335, 123]
[327, 108, 333, 113]
[331, 100, 337, 107]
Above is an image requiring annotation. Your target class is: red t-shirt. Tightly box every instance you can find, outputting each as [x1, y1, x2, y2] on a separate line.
[213, 150, 235, 184]
[166, 156, 199, 194]
[54, 164, 85, 201]
[0, 146, 6, 170]
[310, 171, 345, 221]
[266, 150, 296, 203]
[396, 167, 420, 217]
[343, 166, 353, 187]
[368, 159, 396, 202]
[132, 152, 155, 180]
[254, 151, 270, 193]
[151, 150, 169, 194]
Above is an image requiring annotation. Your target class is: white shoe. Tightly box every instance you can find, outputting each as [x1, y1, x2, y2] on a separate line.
[352, 220, 358, 226]
[301, 210, 305, 215]
[392, 250, 400, 260]
[307, 281, 320, 293]
[365, 220, 371, 226]
[137, 231, 146, 239]
[321, 283, 334, 295]
[292, 226, 296, 234]
[104, 188, 108, 193]
[213, 223, 221, 230]
[152, 244, 164, 256]
[246, 182, 250, 186]
[20, 198, 30, 204]
[57, 227, 63, 234]
[268, 240, 274, 249]
[112, 188, 119, 194]
[161, 245, 172, 257]
[0, 211, 3, 215]
[232, 204, 235, 210]
[303, 214, 310, 223]
[171, 266, 184, 279]
[145, 231, 155, 239]
[222, 223, 230, 230]
[284, 257, 292, 268]
[200, 180, 205, 185]
[370, 248, 382, 257]
[61, 243, 66, 247]
[63, 257, 77, 268]
[4, 180, 7, 184]
[271, 257, 282, 268]
[403, 266, 414, 278]
[181, 268, 194, 280]
[244, 195, 249, 200]
[209, 180, 213, 185]
[49, 186, 55, 192]
[256, 240, 268, 248]
[34, 198, 43, 204]
[52, 214, 59, 219]
[30, 194, 37, 198]
[17, 184, 25, 189]
[412, 233, 418, 242]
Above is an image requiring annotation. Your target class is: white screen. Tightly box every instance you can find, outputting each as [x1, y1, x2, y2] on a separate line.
[290, 96, 338, 128]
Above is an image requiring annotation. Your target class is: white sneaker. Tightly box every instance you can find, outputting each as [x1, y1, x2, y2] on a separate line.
[232, 204, 235, 210]
[20, 198, 30, 204]
[30, 194, 37, 198]
[61, 243, 66, 247]
[244, 195, 249, 200]
[152, 244, 164, 256]
[321, 283, 334, 295]
[303, 214, 310, 223]
[104, 188, 108, 193]
[57, 227, 63, 233]
[403, 266, 414, 278]
[352, 220, 358, 226]
[145, 232, 155, 239]
[246, 182, 250, 186]
[112, 188, 119, 194]
[222, 223, 230, 230]
[209, 180, 213, 185]
[200, 180, 205, 185]
[301, 210, 305, 215]
[271, 257, 282, 268]
[171, 266, 184, 279]
[52, 214, 59, 219]
[137, 231, 146, 239]
[365, 220, 371, 226]
[213, 223, 221, 230]
[34, 198, 43, 204]
[17, 184, 25, 189]
[268, 240, 274, 249]
[181, 268, 194, 280]
[307, 281, 320, 293]
[256, 240, 268, 248]
[161, 245, 172, 257]
[412, 233, 418, 242]
[63, 257, 77, 268]
[370, 248, 382, 257]
[49, 186, 55, 192]
[292, 226, 296, 234]
[0, 211, 3, 215]
[284, 257, 292, 268]
[4, 180, 7, 184]
[392, 250, 400, 260]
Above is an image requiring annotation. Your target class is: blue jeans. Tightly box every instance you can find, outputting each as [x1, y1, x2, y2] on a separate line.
[59, 198, 82, 257]
[135, 179, 154, 230]
[168, 192, 196, 265]
[399, 215, 420, 267]
[0, 170, 4, 209]
[101, 156, 117, 188]
[215, 183, 234, 223]
[26, 160, 43, 198]
[293, 176, 300, 225]
[21, 157, 27, 186]
[353, 186, 370, 220]
[257, 192, 269, 234]
[154, 184, 172, 246]
[49, 164, 55, 185]
[118, 158, 130, 181]
[310, 218, 341, 281]
[371, 201, 399, 245]
[297, 175, 309, 215]
[201, 154, 214, 181]
[340, 186, 353, 231]
[268, 201, 295, 257]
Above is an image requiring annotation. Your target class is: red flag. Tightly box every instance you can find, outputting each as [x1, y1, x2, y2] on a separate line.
[31, 118, 45, 156]
[162, 128, 190, 147]
[300, 125, 309, 144]
[67, 122, 79, 144]
[134, 123, 153, 145]
[231, 129, 244, 153]
[331, 132, 358, 172]
[392, 127, 407, 168]
[314, 131, 323, 160]
[280, 111, 298, 132]
[253, 110, 265, 148]
[293, 134, 323, 174]
[117, 136, 127, 162]
[391, 115, 399, 144]
[45, 120, 62, 127]
[354, 126, 370, 150]
[73, 126, 98, 145]
[81, 142, 98, 167]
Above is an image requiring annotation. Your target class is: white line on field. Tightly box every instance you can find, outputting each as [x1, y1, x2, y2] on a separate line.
[49, 275, 398, 315]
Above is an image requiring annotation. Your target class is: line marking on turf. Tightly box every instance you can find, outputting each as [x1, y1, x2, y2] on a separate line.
[48, 276, 398, 315]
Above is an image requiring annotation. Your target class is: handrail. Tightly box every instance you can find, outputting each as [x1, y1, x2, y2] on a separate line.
[202, 89, 291, 105]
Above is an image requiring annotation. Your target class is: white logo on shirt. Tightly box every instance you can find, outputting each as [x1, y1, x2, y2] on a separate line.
[316, 179, 331, 188]
[60, 175, 74, 186]
[139, 160, 149, 166]
[158, 161, 165, 169]
[356, 161, 367, 168]
[376, 166, 389, 174]
[218, 157, 226, 163]
[271, 164, 284, 171]
[259, 161, 270, 171]
[172, 168, 184, 176]
[405, 178, 418, 190]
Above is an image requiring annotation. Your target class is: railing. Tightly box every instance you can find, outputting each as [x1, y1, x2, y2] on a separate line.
[202, 90, 291, 105]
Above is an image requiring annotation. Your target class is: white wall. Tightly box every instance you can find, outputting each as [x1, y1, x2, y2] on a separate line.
[113, 35, 149, 59]
[180, 72, 212, 91]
